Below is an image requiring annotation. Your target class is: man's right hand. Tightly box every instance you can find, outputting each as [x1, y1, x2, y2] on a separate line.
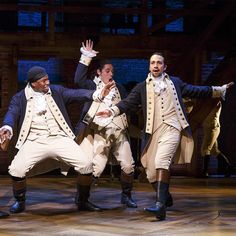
[101, 80, 116, 98]
[0, 128, 11, 144]
[0, 128, 11, 151]
[81, 39, 99, 58]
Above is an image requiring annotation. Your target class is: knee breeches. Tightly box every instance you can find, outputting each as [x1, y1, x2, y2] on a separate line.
[9, 136, 93, 178]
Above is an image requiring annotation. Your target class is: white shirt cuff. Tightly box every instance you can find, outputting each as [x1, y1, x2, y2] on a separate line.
[80, 47, 97, 57]
[212, 85, 227, 100]
[109, 106, 120, 116]
[79, 54, 92, 66]
[0, 125, 13, 141]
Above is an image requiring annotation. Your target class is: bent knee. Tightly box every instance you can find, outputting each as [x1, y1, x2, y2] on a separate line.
[121, 164, 135, 175]
[8, 166, 26, 178]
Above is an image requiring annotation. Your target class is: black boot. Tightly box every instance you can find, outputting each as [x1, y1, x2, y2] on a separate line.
[203, 155, 210, 177]
[120, 171, 137, 208]
[76, 174, 101, 211]
[151, 182, 173, 207]
[10, 177, 26, 214]
[0, 211, 9, 218]
[145, 169, 170, 220]
[145, 181, 168, 220]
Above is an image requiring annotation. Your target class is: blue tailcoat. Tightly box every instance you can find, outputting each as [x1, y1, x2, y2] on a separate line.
[3, 84, 95, 136]
[115, 76, 213, 151]
[74, 63, 128, 135]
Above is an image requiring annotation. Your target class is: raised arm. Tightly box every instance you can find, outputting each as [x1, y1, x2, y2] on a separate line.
[74, 39, 98, 89]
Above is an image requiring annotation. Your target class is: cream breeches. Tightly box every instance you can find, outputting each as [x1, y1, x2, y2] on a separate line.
[8, 136, 93, 178]
[80, 128, 135, 178]
[141, 124, 181, 183]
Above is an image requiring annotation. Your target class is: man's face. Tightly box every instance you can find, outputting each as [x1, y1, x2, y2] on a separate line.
[149, 54, 166, 78]
[31, 75, 50, 93]
[97, 64, 114, 84]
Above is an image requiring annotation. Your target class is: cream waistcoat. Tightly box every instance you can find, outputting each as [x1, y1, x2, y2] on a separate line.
[83, 77, 128, 130]
[145, 73, 189, 134]
[15, 85, 75, 149]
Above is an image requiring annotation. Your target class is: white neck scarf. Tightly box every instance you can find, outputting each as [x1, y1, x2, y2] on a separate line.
[30, 87, 47, 115]
[152, 73, 167, 95]
[94, 76, 116, 107]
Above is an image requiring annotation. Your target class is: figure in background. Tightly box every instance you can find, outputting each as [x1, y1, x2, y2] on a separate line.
[0, 66, 114, 214]
[97, 52, 234, 220]
[74, 40, 137, 208]
[201, 100, 233, 177]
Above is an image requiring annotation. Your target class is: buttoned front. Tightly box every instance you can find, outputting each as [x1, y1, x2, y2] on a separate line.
[16, 86, 75, 149]
[16, 98, 34, 149]
[145, 74, 188, 135]
[116, 73, 213, 166]
[46, 95, 75, 139]
[166, 79, 189, 130]
[74, 62, 134, 177]
[145, 76, 155, 134]
[3, 83, 96, 177]
[82, 76, 128, 130]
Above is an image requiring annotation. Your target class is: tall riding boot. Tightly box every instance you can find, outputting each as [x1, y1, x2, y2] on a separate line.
[10, 177, 26, 213]
[145, 169, 170, 220]
[151, 182, 173, 207]
[76, 173, 101, 211]
[217, 152, 233, 177]
[203, 155, 210, 177]
[120, 171, 137, 208]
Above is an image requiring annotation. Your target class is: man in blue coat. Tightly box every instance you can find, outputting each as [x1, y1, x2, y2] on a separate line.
[74, 40, 137, 208]
[97, 52, 234, 220]
[0, 66, 114, 214]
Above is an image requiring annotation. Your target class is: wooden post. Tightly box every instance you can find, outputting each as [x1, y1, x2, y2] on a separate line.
[48, 0, 55, 45]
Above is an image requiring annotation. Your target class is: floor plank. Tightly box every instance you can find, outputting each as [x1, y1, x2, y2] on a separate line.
[0, 176, 236, 236]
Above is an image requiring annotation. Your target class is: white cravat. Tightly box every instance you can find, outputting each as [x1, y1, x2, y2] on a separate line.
[152, 73, 167, 95]
[30, 87, 47, 115]
[93, 77, 116, 127]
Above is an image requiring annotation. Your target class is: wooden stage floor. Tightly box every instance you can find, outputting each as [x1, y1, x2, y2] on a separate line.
[0, 176, 236, 236]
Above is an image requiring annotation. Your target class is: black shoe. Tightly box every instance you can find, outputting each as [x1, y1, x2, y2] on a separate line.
[0, 211, 9, 218]
[165, 193, 173, 207]
[121, 193, 137, 208]
[9, 201, 25, 213]
[145, 202, 166, 220]
[77, 201, 102, 211]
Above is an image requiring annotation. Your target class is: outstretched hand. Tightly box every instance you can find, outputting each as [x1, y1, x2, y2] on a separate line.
[96, 109, 112, 118]
[226, 81, 234, 89]
[101, 80, 116, 98]
[82, 39, 99, 56]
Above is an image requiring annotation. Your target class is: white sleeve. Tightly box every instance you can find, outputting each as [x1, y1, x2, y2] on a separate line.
[79, 46, 97, 66]
[110, 106, 120, 117]
[212, 84, 227, 100]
